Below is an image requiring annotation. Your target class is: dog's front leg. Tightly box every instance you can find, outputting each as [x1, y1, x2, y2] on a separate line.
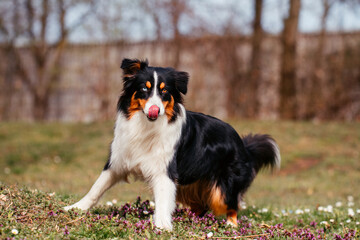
[64, 170, 117, 211]
[151, 174, 176, 231]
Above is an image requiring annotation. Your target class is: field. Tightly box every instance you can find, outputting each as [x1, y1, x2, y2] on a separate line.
[0, 120, 359, 239]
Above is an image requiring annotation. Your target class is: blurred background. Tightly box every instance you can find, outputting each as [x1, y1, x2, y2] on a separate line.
[1, 0, 360, 122]
[0, 0, 359, 207]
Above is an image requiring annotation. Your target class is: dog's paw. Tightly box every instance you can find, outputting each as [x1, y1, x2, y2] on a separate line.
[63, 205, 75, 211]
[154, 218, 173, 231]
[63, 202, 90, 211]
[155, 224, 173, 232]
[226, 220, 238, 227]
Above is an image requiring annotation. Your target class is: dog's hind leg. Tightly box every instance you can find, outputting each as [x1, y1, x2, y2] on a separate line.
[226, 209, 238, 226]
[64, 170, 117, 211]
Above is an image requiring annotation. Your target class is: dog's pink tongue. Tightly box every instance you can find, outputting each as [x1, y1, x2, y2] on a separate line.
[148, 105, 159, 120]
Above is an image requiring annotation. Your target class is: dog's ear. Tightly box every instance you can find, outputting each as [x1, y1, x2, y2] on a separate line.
[174, 71, 189, 95]
[121, 58, 148, 78]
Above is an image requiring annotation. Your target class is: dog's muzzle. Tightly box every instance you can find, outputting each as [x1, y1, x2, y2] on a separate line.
[148, 105, 160, 120]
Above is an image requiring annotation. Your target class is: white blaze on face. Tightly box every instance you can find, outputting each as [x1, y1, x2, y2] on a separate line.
[144, 71, 165, 118]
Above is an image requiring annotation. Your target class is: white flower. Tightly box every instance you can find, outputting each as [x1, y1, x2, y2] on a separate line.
[330, 219, 335, 223]
[150, 201, 155, 208]
[11, 229, 19, 235]
[356, 209, 360, 214]
[346, 219, 351, 223]
[318, 206, 324, 211]
[348, 208, 355, 216]
[206, 232, 214, 238]
[304, 208, 310, 213]
[143, 210, 149, 215]
[48, 192, 55, 197]
[347, 196, 354, 202]
[348, 202, 354, 207]
[106, 201, 113, 206]
[323, 205, 333, 213]
[112, 199, 117, 204]
[258, 208, 268, 213]
[281, 209, 288, 216]
[335, 201, 342, 207]
[356, 222, 360, 225]
[320, 221, 328, 225]
[295, 209, 304, 215]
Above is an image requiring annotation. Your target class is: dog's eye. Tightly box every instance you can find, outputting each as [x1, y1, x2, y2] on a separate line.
[141, 87, 148, 92]
[162, 89, 167, 94]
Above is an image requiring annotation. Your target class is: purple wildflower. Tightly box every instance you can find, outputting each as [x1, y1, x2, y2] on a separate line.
[310, 221, 317, 228]
[63, 226, 69, 235]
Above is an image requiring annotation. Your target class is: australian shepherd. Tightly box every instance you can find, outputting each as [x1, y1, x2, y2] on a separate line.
[65, 58, 281, 230]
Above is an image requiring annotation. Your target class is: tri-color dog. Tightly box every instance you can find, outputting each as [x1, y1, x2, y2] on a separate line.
[64, 58, 281, 230]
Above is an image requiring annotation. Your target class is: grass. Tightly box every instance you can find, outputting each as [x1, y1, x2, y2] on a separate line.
[1, 183, 359, 239]
[0, 120, 359, 239]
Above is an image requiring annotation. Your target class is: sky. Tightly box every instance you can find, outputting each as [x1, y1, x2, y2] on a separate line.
[65, 0, 360, 42]
[190, 0, 360, 34]
[299, 0, 360, 33]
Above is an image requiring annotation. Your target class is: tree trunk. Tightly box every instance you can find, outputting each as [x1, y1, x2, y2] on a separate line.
[1, 47, 16, 120]
[100, 45, 111, 121]
[220, 37, 243, 118]
[279, 0, 301, 119]
[306, 0, 331, 119]
[170, 0, 183, 68]
[245, 0, 263, 118]
[33, 93, 49, 121]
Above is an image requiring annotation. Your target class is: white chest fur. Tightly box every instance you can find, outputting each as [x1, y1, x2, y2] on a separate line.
[109, 105, 186, 181]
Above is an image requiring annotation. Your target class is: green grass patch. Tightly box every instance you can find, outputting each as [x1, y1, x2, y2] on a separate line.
[0, 120, 359, 238]
[0, 183, 359, 239]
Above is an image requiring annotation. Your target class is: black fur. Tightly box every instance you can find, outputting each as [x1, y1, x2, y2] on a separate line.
[67, 59, 280, 230]
[103, 144, 113, 171]
[117, 58, 280, 214]
[168, 112, 279, 211]
[118, 59, 189, 122]
[242, 134, 279, 173]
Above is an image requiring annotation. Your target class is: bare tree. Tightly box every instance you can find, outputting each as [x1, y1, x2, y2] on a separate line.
[321, 0, 360, 120]
[169, 0, 183, 68]
[88, 1, 123, 121]
[245, 0, 264, 118]
[0, 0, 95, 121]
[143, 0, 163, 41]
[306, 0, 334, 119]
[0, 1, 17, 120]
[279, 0, 301, 119]
[220, 36, 244, 118]
[141, 0, 189, 68]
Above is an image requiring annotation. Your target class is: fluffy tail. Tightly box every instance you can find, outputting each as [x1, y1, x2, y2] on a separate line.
[242, 134, 281, 173]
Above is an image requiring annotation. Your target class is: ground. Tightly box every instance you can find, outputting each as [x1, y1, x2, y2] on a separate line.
[0, 120, 359, 239]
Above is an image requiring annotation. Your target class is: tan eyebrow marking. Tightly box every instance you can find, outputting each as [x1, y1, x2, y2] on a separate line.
[160, 82, 165, 90]
[146, 81, 151, 88]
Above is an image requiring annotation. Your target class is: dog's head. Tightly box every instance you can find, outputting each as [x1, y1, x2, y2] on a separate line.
[118, 58, 189, 122]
